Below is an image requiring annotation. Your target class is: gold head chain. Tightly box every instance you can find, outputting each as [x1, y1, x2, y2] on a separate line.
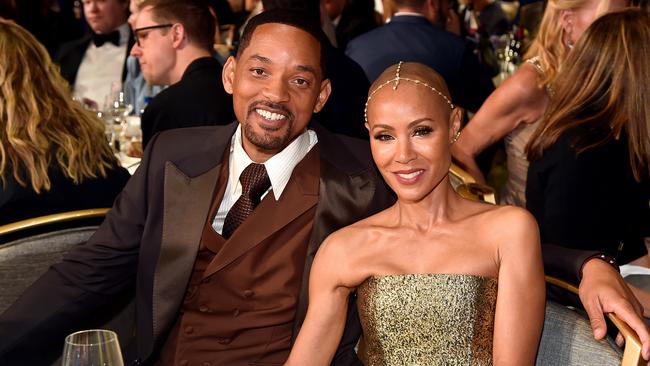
[364, 61, 455, 123]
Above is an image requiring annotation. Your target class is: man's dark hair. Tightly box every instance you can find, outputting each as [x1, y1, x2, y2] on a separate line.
[237, 9, 328, 77]
[261, 0, 321, 23]
[393, 0, 428, 9]
[140, 0, 215, 52]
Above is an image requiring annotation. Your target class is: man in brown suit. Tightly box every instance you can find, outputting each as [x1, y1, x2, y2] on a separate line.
[0, 9, 392, 366]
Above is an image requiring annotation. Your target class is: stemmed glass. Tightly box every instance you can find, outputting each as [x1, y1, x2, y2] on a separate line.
[104, 88, 133, 154]
[62, 329, 124, 366]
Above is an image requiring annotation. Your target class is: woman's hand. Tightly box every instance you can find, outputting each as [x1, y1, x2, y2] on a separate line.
[579, 258, 650, 360]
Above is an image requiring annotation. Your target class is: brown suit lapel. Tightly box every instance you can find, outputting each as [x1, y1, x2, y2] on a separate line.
[291, 125, 388, 341]
[203, 145, 321, 278]
[152, 161, 221, 340]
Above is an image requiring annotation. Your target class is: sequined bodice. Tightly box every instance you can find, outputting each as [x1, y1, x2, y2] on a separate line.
[357, 274, 498, 366]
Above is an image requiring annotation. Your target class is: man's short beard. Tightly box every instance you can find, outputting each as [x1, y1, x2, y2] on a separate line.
[243, 119, 294, 152]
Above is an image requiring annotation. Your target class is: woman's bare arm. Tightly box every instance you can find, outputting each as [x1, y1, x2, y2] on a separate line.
[492, 207, 545, 365]
[284, 232, 359, 366]
[452, 64, 549, 183]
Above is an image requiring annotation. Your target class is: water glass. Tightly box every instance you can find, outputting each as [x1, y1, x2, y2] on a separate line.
[62, 329, 124, 366]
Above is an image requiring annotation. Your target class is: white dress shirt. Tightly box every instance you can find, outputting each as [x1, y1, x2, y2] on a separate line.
[74, 23, 130, 108]
[211, 125, 318, 234]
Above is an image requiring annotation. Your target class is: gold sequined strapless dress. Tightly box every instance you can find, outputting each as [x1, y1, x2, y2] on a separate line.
[357, 274, 498, 366]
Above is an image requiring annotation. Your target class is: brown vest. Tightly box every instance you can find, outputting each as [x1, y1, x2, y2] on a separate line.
[158, 146, 320, 366]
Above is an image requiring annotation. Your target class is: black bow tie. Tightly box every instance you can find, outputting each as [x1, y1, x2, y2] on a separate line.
[92, 31, 120, 47]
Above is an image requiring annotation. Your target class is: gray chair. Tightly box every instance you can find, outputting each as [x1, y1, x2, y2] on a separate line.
[0, 226, 100, 313]
[0, 209, 135, 366]
[536, 276, 644, 366]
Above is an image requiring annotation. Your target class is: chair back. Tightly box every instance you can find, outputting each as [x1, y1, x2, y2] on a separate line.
[449, 163, 497, 204]
[536, 276, 644, 366]
[0, 209, 136, 365]
[0, 226, 99, 313]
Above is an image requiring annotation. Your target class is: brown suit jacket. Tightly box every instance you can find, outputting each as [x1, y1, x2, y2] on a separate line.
[0, 122, 394, 365]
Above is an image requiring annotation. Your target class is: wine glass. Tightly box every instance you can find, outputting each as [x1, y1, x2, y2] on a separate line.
[62, 329, 124, 366]
[103, 89, 133, 154]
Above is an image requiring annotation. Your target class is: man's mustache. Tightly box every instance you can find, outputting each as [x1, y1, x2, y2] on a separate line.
[248, 101, 293, 121]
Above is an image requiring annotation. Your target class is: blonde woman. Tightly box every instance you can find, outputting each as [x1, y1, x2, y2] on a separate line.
[527, 8, 650, 272]
[451, 0, 627, 206]
[0, 19, 129, 224]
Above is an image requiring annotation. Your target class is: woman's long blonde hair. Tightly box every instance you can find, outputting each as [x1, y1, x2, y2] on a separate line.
[527, 9, 650, 181]
[524, 0, 616, 87]
[0, 19, 118, 193]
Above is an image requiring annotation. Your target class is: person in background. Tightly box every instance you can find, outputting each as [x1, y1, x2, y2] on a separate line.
[325, 0, 379, 49]
[346, 0, 495, 114]
[14, 0, 86, 56]
[123, 0, 164, 116]
[0, 19, 130, 225]
[130, 0, 235, 147]
[461, 0, 509, 36]
[451, 0, 627, 206]
[526, 7, 650, 289]
[56, 0, 132, 109]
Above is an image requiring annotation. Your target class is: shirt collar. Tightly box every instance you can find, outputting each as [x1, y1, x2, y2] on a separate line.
[116, 23, 130, 46]
[393, 12, 427, 18]
[230, 124, 318, 200]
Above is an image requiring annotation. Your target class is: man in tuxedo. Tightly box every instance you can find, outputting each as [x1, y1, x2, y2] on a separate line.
[56, 0, 132, 108]
[130, 0, 235, 147]
[0, 9, 392, 366]
[345, 0, 494, 113]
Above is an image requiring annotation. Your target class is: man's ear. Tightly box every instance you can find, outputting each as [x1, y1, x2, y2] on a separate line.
[313, 78, 332, 113]
[222, 56, 236, 95]
[170, 23, 186, 48]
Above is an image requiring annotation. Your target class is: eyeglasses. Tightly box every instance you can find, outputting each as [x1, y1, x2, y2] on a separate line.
[133, 24, 173, 47]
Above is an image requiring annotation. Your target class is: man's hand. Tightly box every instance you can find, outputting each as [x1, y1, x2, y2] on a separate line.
[579, 258, 650, 360]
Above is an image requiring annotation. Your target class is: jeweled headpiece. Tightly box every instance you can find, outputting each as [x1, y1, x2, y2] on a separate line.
[364, 61, 455, 123]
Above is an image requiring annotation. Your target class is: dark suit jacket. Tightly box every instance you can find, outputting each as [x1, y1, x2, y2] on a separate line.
[55, 31, 134, 87]
[314, 43, 370, 140]
[0, 162, 130, 226]
[0, 122, 393, 365]
[140, 57, 235, 147]
[527, 128, 650, 265]
[345, 15, 495, 113]
[335, 0, 379, 50]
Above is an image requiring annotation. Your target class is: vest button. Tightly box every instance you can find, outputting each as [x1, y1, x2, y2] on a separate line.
[179, 360, 189, 366]
[243, 289, 254, 298]
[184, 326, 194, 334]
[233, 308, 240, 317]
[199, 305, 209, 313]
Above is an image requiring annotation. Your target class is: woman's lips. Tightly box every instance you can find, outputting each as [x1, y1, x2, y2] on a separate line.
[393, 169, 424, 185]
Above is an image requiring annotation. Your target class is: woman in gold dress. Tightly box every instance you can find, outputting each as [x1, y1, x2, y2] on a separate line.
[285, 62, 545, 365]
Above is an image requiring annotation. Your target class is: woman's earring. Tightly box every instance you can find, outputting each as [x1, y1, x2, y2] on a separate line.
[451, 130, 462, 144]
[565, 21, 575, 49]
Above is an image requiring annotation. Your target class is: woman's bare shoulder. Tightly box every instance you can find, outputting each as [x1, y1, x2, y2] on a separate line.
[477, 205, 540, 248]
[319, 209, 393, 255]
[499, 63, 547, 104]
